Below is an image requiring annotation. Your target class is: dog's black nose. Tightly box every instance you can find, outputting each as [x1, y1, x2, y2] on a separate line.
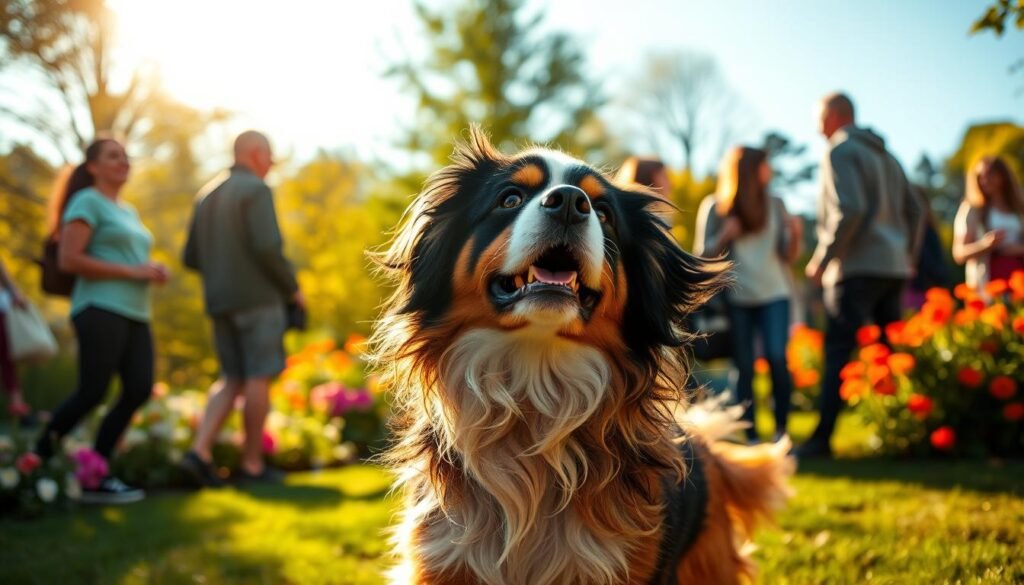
[539, 186, 591, 225]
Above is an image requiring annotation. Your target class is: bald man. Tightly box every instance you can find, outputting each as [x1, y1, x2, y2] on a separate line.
[181, 131, 303, 485]
[799, 93, 923, 458]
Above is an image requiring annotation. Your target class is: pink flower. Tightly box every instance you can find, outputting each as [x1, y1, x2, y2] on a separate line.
[262, 430, 277, 455]
[73, 449, 109, 489]
[15, 452, 42, 475]
[331, 387, 374, 416]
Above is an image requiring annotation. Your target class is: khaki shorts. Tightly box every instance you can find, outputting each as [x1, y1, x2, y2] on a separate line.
[211, 303, 286, 380]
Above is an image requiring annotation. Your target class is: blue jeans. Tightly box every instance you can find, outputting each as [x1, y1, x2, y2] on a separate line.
[729, 299, 792, 441]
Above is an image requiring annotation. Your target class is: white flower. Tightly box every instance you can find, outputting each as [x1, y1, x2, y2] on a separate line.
[0, 436, 14, 452]
[0, 467, 19, 489]
[149, 422, 173, 440]
[64, 473, 82, 500]
[322, 424, 340, 442]
[122, 428, 148, 449]
[36, 478, 58, 503]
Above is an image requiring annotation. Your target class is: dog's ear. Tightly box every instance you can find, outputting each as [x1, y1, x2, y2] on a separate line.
[375, 126, 508, 323]
[617, 192, 728, 358]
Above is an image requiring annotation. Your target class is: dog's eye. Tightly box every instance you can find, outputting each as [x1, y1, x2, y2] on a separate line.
[499, 189, 524, 209]
[595, 204, 611, 224]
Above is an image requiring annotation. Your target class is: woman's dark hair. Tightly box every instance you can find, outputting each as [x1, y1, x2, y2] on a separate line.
[965, 155, 1024, 218]
[715, 146, 769, 233]
[47, 138, 117, 235]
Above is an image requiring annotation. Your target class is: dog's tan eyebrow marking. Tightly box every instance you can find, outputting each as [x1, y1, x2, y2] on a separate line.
[578, 174, 605, 199]
[511, 163, 545, 189]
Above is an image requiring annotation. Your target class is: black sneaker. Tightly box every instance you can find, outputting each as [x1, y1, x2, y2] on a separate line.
[236, 465, 286, 485]
[79, 477, 145, 504]
[180, 451, 226, 488]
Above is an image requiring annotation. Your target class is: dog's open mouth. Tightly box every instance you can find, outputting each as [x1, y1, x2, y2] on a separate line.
[489, 245, 601, 316]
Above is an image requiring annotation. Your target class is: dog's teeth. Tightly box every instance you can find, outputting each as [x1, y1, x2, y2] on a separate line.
[567, 272, 577, 291]
[527, 266, 537, 284]
[514, 275, 525, 289]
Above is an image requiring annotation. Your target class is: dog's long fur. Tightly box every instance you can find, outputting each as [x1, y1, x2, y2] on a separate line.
[371, 128, 794, 585]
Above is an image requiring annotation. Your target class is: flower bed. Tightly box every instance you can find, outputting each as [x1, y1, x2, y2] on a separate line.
[1, 335, 388, 514]
[841, 271, 1024, 457]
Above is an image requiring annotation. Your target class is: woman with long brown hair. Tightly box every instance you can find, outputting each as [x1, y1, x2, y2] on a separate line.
[34, 138, 168, 504]
[695, 146, 801, 442]
[953, 155, 1024, 288]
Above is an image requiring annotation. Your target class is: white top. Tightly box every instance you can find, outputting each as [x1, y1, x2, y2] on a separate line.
[989, 207, 1023, 250]
[726, 200, 792, 306]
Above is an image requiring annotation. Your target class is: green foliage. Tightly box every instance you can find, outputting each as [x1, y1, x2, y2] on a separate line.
[387, 0, 609, 167]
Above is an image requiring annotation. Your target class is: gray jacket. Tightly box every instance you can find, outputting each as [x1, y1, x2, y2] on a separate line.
[183, 166, 298, 315]
[810, 126, 923, 287]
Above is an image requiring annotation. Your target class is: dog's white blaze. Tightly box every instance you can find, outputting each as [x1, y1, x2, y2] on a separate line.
[502, 151, 605, 287]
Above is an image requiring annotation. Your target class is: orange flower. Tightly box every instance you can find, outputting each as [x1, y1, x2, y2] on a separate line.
[930, 426, 956, 451]
[840, 378, 870, 401]
[856, 324, 881, 346]
[954, 308, 981, 326]
[329, 350, 353, 370]
[1014, 316, 1024, 335]
[793, 369, 820, 388]
[887, 353, 916, 376]
[984, 279, 1008, 298]
[953, 283, 977, 301]
[926, 287, 953, 304]
[1004, 402, 1024, 422]
[859, 343, 891, 365]
[989, 376, 1017, 400]
[840, 361, 866, 381]
[956, 366, 984, 389]
[981, 304, 1008, 330]
[1009, 270, 1024, 298]
[309, 339, 337, 354]
[344, 333, 368, 356]
[754, 358, 770, 375]
[868, 363, 891, 385]
[924, 303, 952, 325]
[967, 298, 986, 313]
[906, 393, 934, 419]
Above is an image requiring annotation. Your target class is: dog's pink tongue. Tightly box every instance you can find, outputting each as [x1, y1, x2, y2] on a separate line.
[533, 266, 576, 284]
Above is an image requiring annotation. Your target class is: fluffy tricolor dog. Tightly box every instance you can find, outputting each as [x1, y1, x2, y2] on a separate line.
[371, 129, 794, 585]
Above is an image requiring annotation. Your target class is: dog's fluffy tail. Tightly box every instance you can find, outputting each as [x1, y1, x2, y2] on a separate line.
[672, 394, 796, 582]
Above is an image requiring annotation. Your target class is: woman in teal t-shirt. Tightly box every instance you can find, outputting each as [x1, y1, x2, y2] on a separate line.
[35, 138, 168, 505]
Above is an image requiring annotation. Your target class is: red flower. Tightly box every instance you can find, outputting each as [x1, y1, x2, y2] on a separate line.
[930, 426, 956, 451]
[967, 298, 986, 312]
[7, 400, 30, 418]
[15, 452, 42, 475]
[856, 325, 881, 346]
[956, 366, 984, 389]
[1004, 402, 1024, 422]
[979, 340, 1000, 354]
[989, 376, 1018, 401]
[884, 321, 907, 345]
[261, 430, 277, 455]
[907, 394, 934, 419]
[873, 376, 897, 396]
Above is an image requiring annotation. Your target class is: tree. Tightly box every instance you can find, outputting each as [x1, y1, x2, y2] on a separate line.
[0, 0, 169, 165]
[761, 131, 817, 191]
[623, 50, 745, 174]
[971, 0, 1024, 36]
[386, 0, 608, 167]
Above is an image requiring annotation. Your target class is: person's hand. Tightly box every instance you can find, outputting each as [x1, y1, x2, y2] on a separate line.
[805, 259, 824, 288]
[292, 289, 306, 308]
[980, 229, 1006, 252]
[131, 262, 169, 284]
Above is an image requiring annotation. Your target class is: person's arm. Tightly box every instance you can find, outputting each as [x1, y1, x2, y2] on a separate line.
[807, 146, 868, 275]
[952, 202, 1001, 264]
[59, 220, 164, 282]
[243, 185, 299, 297]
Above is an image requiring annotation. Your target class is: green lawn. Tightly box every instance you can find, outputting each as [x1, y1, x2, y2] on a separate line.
[2, 416, 1023, 584]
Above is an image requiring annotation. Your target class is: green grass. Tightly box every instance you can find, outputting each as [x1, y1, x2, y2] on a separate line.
[2, 419, 1023, 584]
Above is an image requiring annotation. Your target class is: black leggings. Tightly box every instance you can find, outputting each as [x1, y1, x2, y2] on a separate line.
[37, 307, 154, 460]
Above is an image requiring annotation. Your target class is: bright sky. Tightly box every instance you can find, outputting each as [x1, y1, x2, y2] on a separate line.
[36, 1, 1024, 211]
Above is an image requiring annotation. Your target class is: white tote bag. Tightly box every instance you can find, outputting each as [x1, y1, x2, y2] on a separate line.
[4, 300, 59, 362]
